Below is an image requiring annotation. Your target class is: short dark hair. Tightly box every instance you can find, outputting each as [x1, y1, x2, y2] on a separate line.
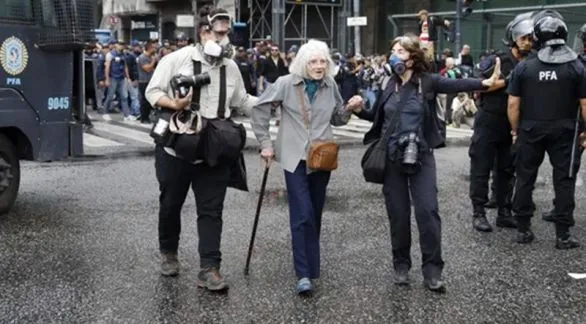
[196, 5, 229, 42]
[145, 40, 157, 50]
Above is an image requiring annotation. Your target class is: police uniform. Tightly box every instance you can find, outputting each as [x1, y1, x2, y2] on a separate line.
[468, 14, 538, 232]
[507, 16, 586, 248]
[468, 49, 518, 232]
[542, 22, 586, 222]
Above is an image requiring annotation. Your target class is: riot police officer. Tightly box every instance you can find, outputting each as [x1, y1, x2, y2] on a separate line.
[468, 14, 534, 232]
[507, 16, 586, 248]
[542, 22, 586, 222]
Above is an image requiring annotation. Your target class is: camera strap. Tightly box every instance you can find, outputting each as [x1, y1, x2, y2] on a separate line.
[192, 60, 202, 110]
[218, 65, 227, 118]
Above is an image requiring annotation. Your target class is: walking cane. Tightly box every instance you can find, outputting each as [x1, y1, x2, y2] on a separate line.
[244, 163, 270, 275]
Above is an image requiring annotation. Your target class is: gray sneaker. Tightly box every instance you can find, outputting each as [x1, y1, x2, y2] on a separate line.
[197, 267, 229, 291]
[160, 252, 179, 277]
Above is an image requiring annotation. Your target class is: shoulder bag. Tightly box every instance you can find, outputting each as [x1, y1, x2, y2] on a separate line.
[361, 81, 401, 184]
[199, 62, 246, 167]
[296, 86, 339, 171]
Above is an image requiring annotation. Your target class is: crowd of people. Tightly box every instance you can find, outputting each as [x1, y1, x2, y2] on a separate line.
[83, 32, 487, 130]
[81, 3, 586, 296]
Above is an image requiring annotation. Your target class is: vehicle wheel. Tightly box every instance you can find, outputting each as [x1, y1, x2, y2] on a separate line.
[0, 134, 20, 214]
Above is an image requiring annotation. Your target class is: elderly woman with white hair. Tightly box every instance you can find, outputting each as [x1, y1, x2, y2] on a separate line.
[251, 39, 364, 294]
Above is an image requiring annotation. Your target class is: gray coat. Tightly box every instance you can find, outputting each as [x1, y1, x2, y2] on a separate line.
[251, 74, 352, 173]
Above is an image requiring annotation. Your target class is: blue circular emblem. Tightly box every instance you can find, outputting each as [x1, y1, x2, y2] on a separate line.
[0, 36, 29, 76]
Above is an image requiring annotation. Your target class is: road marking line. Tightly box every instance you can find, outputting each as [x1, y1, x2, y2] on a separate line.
[92, 122, 155, 145]
[83, 133, 124, 147]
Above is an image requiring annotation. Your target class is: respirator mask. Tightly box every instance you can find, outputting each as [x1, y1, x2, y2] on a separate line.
[389, 54, 407, 75]
[202, 13, 234, 63]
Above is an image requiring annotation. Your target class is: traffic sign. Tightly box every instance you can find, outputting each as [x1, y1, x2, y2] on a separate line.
[347, 16, 367, 27]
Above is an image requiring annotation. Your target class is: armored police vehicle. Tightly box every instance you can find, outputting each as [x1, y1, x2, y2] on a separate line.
[0, 0, 95, 214]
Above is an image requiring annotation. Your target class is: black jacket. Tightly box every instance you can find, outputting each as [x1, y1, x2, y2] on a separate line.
[358, 73, 487, 149]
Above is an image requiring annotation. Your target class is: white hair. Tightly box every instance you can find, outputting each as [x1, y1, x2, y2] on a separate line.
[288, 39, 336, 79]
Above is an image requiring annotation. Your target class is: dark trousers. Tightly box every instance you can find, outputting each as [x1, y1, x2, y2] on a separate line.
[513, 124, 580, 231]
[382, 152, 444, 280]
[139, 82, 152, 122]
[284, 161, 331, 279]
[469, 123, 514, 210]
[155, 146, 230, 268]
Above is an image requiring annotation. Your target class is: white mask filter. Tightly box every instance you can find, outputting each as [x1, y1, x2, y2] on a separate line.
[203, 40, 222, 57]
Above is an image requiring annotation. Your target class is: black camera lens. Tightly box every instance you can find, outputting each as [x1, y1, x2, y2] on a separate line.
[193, 72, 211, 87]
[403, 142, 418, 165]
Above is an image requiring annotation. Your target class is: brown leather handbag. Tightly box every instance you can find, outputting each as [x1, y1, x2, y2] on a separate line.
[296, 86, 340, 171]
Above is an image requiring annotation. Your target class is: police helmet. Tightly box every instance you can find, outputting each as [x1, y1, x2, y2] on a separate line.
[534, 16, 577, 64]
[580, 23, 586, 42]
[530, 9, 564, 25]
[503, 12, 534, 47]
[534, 16, 568, 47]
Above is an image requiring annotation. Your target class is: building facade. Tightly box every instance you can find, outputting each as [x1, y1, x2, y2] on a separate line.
[379, 0, 586, 57]
[100, 0, 586, 56]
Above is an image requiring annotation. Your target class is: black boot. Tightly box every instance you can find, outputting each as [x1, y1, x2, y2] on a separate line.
[515, 229, 535, 244]
[473, 207, 492, 232]
[555, 235, 580, 250]
[542, 209, 555, 222]
[496, 208, 517, 228]
[555, 226, 580, 250]
[515, 217, 534, 244]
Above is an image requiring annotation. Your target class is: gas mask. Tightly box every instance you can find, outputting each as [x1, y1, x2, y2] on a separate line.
[389, 54, 407, 75]
[202, 38, 233, 63]
[201, 13, 234, 63]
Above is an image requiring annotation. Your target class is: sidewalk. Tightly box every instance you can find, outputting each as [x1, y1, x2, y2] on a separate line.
[87, 111, 473, 150]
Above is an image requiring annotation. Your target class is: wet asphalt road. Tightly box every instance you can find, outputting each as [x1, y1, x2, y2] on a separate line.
[1, 145, 585, 323]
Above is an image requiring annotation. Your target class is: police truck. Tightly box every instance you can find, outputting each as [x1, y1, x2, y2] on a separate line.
[0, 0, 95, 213]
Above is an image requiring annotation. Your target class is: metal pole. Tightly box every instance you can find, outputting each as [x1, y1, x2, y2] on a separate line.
[455, 0, 461, 55]
[353, 0, 360, 55]
[303, 4, 307, 44]
[272, 0, 280, 48]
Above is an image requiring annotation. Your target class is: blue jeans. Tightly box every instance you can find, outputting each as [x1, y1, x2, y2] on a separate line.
[127, 80, 140, 116]
[284, 161, 331, 279]
[102, 78, 130, 116]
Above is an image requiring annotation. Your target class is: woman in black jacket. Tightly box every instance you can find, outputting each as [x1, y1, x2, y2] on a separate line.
[353, 35, 501, 293]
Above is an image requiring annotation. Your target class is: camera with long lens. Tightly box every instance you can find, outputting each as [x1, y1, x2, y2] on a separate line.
[170, 73, 212, 99]
[398, 132, 420, 165]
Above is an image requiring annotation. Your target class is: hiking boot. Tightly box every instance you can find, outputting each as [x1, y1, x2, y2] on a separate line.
[197, 267, 229, 291]
[473, 213, 493, 232]
[496, 208, 517, 228]
[160, 252, 179, 277]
